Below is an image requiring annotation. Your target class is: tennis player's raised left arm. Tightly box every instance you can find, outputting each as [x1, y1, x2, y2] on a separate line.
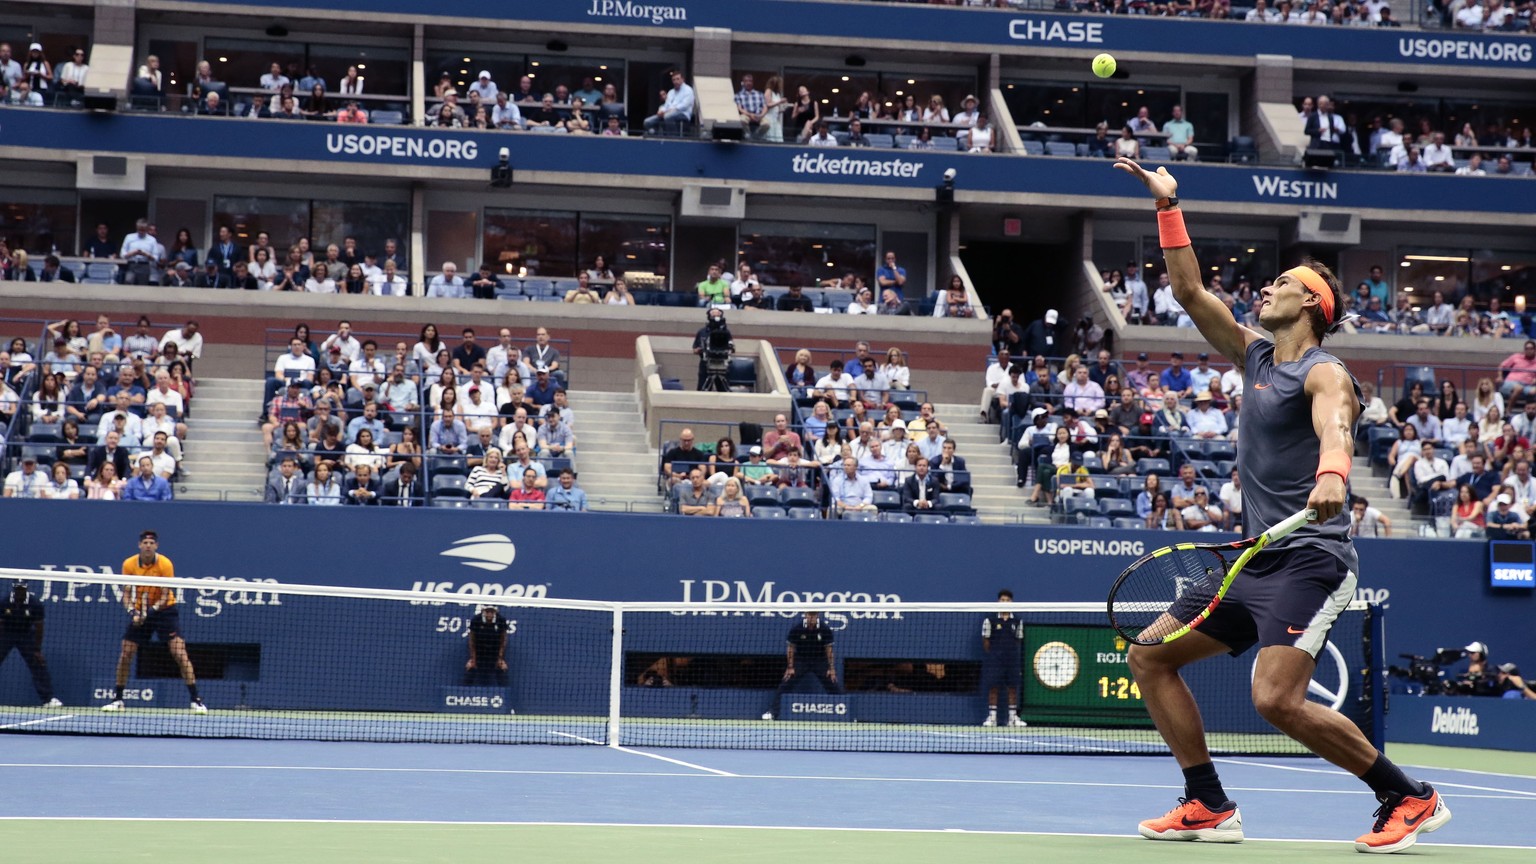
[1305, 363, 1360, 522]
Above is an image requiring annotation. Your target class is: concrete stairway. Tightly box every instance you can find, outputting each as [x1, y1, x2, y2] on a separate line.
[564, 389, 656, 512]
[1352, 454, 1418, 536]
[175, 377, 268, 502]
[933, 403, 1047, 526]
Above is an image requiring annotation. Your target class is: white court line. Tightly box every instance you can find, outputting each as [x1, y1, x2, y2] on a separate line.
[1217, 757, 1536, 799]
[1, 762, 1528, 800]
[0, 715, 75, 730]
[913, 728, 1126, 754]
[546, 731, 737, 776]
[0, 817, 1531, 850]
[1402, 762, 1536, 781]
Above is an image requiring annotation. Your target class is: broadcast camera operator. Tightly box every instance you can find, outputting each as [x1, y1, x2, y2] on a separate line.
[1391, 640, 1536, 698]
[692, 308, 735, 392]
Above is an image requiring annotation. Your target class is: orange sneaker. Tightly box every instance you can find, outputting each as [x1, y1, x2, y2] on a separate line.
[1355, 785, 1451, 854]
[1138, 798, 1244, 843]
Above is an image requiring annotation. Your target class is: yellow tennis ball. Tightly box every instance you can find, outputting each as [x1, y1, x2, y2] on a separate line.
[1092, 53, 1117, 79]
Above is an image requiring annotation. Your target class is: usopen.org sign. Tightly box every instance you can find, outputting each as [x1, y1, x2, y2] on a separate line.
[1397, 37, 1533, 64]
[325, 133, 479, 162]
[586, 0, 688, 25]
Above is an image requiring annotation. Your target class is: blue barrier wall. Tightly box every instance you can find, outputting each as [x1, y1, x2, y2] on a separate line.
[0, 500, 1526, 657]
[1382, 695, 1535, 752]
[0, 501, 1524, 741]
[177, 0, 1536, 71]
[1, 109, 1531, 216]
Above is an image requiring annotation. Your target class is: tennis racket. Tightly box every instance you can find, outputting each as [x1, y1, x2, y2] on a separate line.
[1107, 508, 1316, 646]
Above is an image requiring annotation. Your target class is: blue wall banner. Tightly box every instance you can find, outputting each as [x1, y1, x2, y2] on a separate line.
[1382, 695, 1535, 752]
[171, 0, 1536, 72]
[0, 500, 1526, 662]
[2, 109, 1532, 216]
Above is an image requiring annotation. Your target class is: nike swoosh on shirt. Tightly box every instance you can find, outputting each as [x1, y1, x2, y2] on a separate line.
[1254, 383, 1271, 390]
[1287, 626, 1306, 634]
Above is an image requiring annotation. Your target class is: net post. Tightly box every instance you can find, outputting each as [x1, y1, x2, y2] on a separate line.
[607, 606, 623, 747]
[1366, 602, 1387, 751]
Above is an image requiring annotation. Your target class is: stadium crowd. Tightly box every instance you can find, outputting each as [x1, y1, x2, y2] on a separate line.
[871, 0, 1536, 31]
[2, 316, 200, 501]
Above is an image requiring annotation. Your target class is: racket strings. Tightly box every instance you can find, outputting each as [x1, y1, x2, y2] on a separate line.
[1110, 548, 1228, 642]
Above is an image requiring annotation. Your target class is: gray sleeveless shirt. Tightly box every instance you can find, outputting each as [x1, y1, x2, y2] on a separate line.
[1239, 338, 1362, 573]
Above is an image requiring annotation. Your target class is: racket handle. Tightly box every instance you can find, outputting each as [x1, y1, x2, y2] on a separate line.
[1270, 508, 1318, 541]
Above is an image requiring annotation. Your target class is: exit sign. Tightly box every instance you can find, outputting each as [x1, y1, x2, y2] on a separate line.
[1003, 218, 1022, 237]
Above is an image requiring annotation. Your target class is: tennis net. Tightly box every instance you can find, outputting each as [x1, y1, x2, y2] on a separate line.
[0, 569, 1382, 754]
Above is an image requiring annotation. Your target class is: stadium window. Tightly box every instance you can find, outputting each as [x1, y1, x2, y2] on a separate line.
[424, 49, 526, 97]
[482, 209, 670, 280]
[213, 196, 408, 258]
[201, 38, 409, 97]
[0, 197, 77, 257]
[1138, 236, 1276, 291]
[776, 67, 977, 124]
[525, 55, 626, 103]
[737, 220, 876, 288]
[1396, 248, 1536, 306]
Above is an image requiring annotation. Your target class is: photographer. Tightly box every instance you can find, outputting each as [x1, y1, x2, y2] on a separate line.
[0, 580, 61, 707]
[1491, 663, 1536, 700]
[691, 308, 734, 392]
[992, 309, 1024, 354]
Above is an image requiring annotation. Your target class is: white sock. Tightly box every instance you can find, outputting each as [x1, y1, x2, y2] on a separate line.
[987, 707, 997, 718]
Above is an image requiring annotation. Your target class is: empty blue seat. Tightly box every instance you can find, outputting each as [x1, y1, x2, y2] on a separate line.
[1137, 458, 1172, 477]
[936, 492, 973, 514]
[1205, 442, 1236, 462]
[431, 475, 468, 497]
[1112, 517, 1144, 530]
[871, 489, 903, 511]
[949, 514, 982, 526]
[431, 498, 470, 509]
[782, 486, 819, 509]
[1090, 475, 1123, 498]
[1080, 452, 1104, 472]
[1187, 458, 1221, 479]
[840, 509, 879, 522]
[470, 499, 507, 509]
[371, 110, 405, 125]
[1021, 140, 1045, 156]
[431, 455, 468, 476]
[888, 390, 921, 410]
[1045, 141, 1076, 157]
[753, 505, 787, 518]
[786, 506, 821, 519]
[913, 513, 951, 525]
[865, 133, 894, 149]
[880, 511, 913, 523]
[1082, 515, 1114, 529]
[1100, 498, 1136, 519]
[748, 487, 782, 508]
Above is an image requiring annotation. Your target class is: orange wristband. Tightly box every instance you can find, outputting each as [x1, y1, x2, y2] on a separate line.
[1157, 207, 1190, 249]
[1315, 450, 1351, 483]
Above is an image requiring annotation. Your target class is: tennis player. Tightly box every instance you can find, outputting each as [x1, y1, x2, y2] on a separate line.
[1115, 157, 1448, 853]
[979, 589, 1026, 727]
[762, 610, 842, 720]
[102, 530, 206, 713]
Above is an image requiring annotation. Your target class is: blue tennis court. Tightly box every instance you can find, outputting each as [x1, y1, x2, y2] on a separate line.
[3, 732, 1533, 863]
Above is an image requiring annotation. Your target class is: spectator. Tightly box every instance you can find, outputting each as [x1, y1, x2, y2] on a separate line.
[1181, 487, 1223, 531]
[1159, 352, 1194, 397]
[84, 461, 125, 501]
[526, 328, 561, 376]
[538, 409, 574, 457]
[695, 263, 729, 306]
[260, 62, 289, 91]
[1442, 402, 1472, 446]
[118, 219, 157, 285]
[715, 477, 753, 518]
[831, 456, 876, 514]
[266, 456, 306, 504]
[1188, 391, 1229, 438]
[814, 360, 854, 406]
[1022, 309, 1062, 357]
[662, 429, 706, 487]
[675, 468, 718, 515]
[644, 69, 695, 136]
[506, 443, 547, 489]
[1411, 441, 1453, 511]
[734, 73, 764, 134]
[858, 438, 898, 491]
[41, 460, 80, 500]
[466, 448, 509, 499]
[1349, 496, 1392, 537]
[3, 455, 46, 498]
[468, 70, 497, 102]
[1164, 105, 1198, 161]
[1114, 124, 1141, 159]
[1303, 95, 1346, 149]
[901, 457, 940, 513]
[1169, 463, 1207, 510]
[933, 277, 976, 319]
[1451, 485, 1485, 538]
[1062, 366, 1105, 414]
[1146, 493, 1184, 530]
[430, 407, 468, 454]
[1455, 154, 1487, 177]
[1486, 493, 1529, 539]
[121, 455, 173, 501]
[762, 414, 804, 459]
[426, 262, 464, 299]
[1407, 399, 1443, 443]
[305, 462, 343, 505]
[807, 120, 838, 147]
[1499, 341, 1536, 402]
[57, 47, 87, 98]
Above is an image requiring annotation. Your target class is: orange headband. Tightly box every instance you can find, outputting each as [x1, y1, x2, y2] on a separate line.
[1283, 266, 1334, 323]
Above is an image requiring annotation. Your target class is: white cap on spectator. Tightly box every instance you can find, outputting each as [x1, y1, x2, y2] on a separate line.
[1030, 407, 1047, 418]
[1496, 495, 1512, 506]
[1465, 641, 1489, 654]
[29, 42, 42, 52]
[749, 445, 762, 455]
[478, 71, 491, 80]
[890, 419, 906, 430]
[1044, 309, 1058, 324]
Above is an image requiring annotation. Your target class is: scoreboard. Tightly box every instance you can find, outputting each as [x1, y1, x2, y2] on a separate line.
[1020, 624, 1153, 727]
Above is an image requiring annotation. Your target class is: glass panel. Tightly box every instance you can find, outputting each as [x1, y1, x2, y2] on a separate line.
[309, 43, 408, 96]
[212, 196, 309, 250]
[428, 210, 478, 275]
[145, 39, 199, 106]
[0, 201, 77, 256]
[1470, 250, 1536, 308]
[310, 201, 409, 262]
[782, 68, 977, 126]
[1140, 236, 1276, 298]
[1002, 80, 1088, 127]
[482, 209, 579, 278]
[425, 50, 523, 102]
[204, 38, 305, 94]
[1184, 91, 1229, 148]
[738, 221, 876, 288]
[580, 215, 669, 283]
[526, 55, 624, 107]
